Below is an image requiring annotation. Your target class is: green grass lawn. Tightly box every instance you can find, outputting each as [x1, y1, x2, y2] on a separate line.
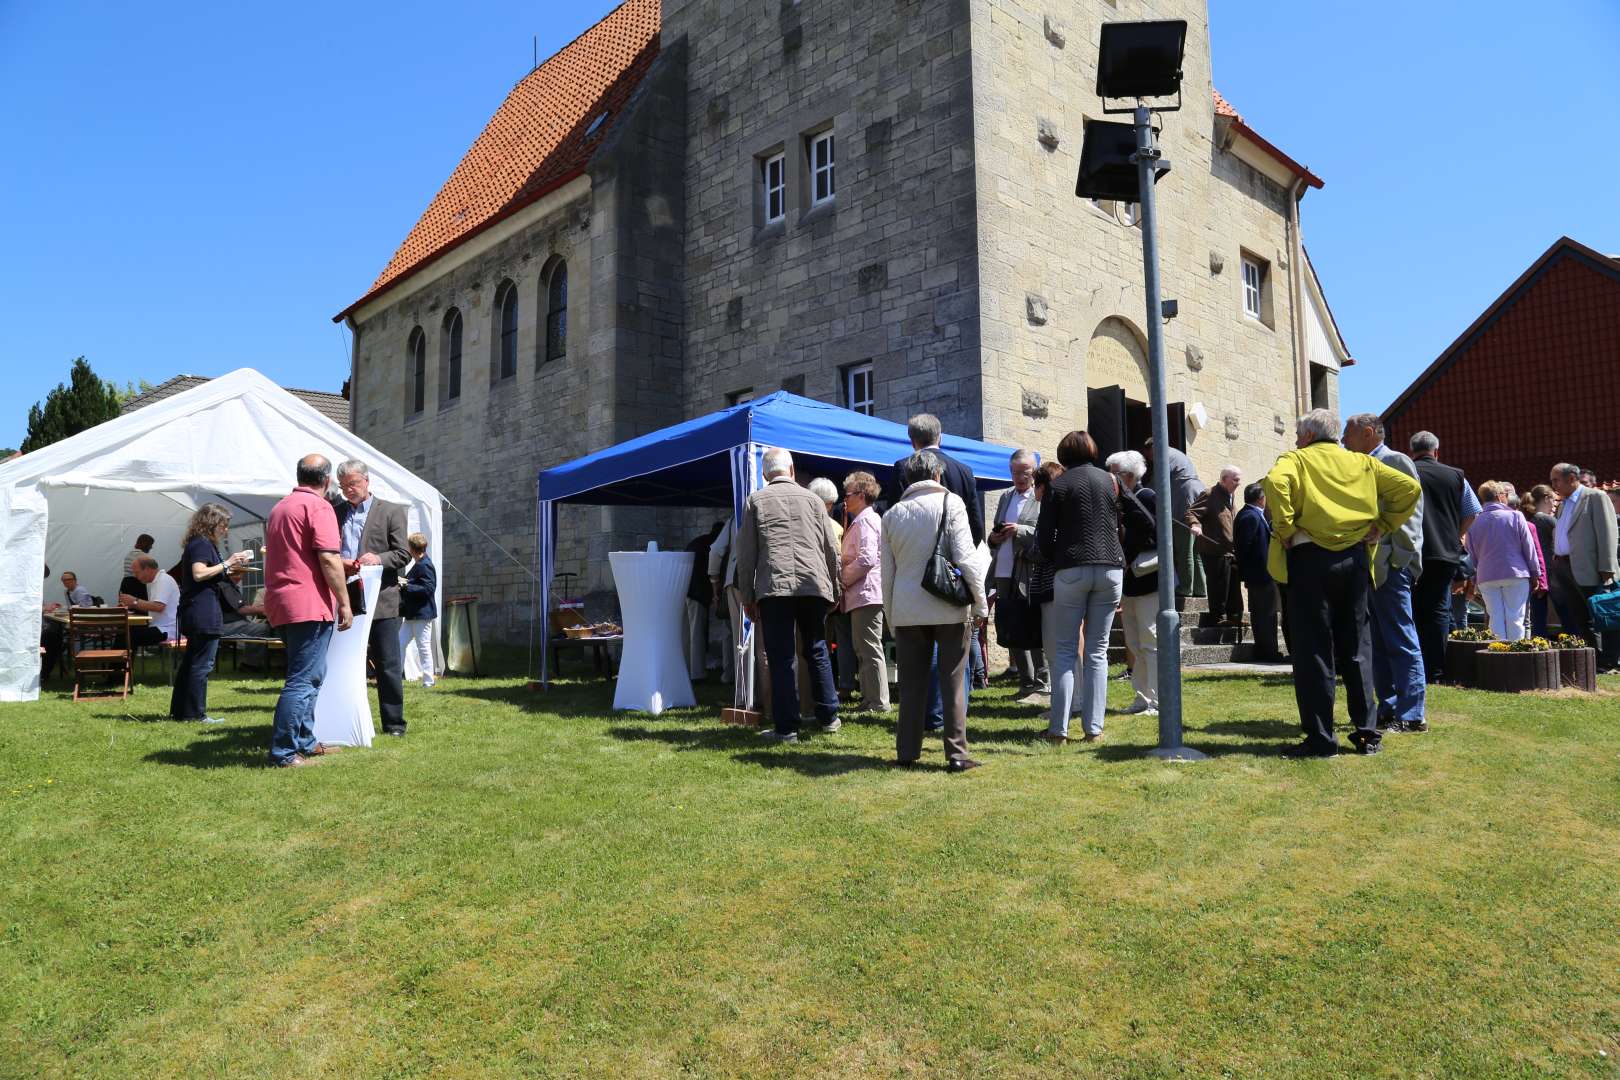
[3, 655, 1618, 1078]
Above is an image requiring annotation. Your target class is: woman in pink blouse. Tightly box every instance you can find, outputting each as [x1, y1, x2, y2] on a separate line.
[839, 471, 890, 712]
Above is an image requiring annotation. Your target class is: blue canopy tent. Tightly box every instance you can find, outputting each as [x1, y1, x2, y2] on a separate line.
[535, 391, 1019, 687]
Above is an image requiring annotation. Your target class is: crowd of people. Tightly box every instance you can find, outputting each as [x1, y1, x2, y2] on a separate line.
[682, 408, 1619, 769]
[39, 453, 439, 767]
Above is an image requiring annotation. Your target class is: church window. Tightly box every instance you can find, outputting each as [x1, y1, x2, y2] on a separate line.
[843, 361, 874, 416]
[808, 129, 835, 205]
[496, 280, 518, 380]
[762, 152, 785, 224]
[407, 327, 426, 417]
[544, 260, 568, 363]
[442, 307, 463, 403]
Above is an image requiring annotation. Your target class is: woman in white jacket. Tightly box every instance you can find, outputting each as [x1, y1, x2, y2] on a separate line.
[881, 450, 990, 772]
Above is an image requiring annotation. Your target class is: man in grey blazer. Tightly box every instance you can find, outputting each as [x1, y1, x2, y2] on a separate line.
[989, 449, 1047, 697]
[1548, 462, 1619, 672]
[1344, 414, 1428, 731]
[336, 459, 414, 735]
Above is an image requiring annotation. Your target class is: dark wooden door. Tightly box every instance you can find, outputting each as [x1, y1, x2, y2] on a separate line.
[1087, 385, 1127, 463]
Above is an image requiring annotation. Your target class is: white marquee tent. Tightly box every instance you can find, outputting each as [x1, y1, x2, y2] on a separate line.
[0, 367, 444, 702]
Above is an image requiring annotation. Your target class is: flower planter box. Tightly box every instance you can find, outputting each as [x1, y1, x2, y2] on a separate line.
[1475, 650, 1559, 693]
[1445, 639, 1495, 687]
[1557, 648, 1598, 692]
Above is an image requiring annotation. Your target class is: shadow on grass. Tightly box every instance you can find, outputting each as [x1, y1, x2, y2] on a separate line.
[608, 724, 892, 775]
[730, 750, 890, 776]
[1192, 718, 1299, 740]
[1089, 738, 1289, 761]
[142, 725, 274, 770]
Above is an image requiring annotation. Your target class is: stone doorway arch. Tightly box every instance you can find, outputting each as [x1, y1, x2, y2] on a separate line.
[1085, 316, 1150, 401]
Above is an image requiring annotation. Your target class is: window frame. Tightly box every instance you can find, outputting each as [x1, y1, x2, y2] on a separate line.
[443, 308, 463, 404]
[843, 361, 874, 417]
[496, 280, 518, 381]
[543, 260, 568, 365]
[761, 151, 786, 225]
[808, 128, 836, 206]
[408, 327, 426, 417]
[1241, 255, 1264, 320]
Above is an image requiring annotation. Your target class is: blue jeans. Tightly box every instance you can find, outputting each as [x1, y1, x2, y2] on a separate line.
[1369, 566, 1426, 725]
[169, 634, 220, 720]
[1049, 565, 1123, 737]
[270, 620, 333, 764]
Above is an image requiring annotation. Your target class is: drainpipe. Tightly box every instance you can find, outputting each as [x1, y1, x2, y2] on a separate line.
[344, 315, 360, 432]
[1285, 177, 1308, 415]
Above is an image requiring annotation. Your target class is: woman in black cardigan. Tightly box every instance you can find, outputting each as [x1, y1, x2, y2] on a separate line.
[1035, 431, 1124, 742]
[399, 532, 438, 688]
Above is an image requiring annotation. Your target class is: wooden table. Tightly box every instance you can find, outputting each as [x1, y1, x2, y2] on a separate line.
[548, 634, 622, 678]
[45, 610, 150, 627]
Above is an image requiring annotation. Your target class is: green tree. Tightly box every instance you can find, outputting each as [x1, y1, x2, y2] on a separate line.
[19, 357, 124, 454]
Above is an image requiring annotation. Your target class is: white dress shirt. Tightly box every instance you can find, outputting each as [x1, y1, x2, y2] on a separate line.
[1554, 486, 1582, 557]
[994, 489, 1029, 579]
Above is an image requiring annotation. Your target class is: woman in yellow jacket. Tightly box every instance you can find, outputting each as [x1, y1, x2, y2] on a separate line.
[1262, 409, 1421, 758]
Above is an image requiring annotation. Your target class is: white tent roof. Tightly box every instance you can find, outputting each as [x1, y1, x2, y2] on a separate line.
[0, 367, 444, 701]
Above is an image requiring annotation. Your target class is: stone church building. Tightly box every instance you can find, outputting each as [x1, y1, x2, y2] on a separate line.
[336, 0, 1352, 642]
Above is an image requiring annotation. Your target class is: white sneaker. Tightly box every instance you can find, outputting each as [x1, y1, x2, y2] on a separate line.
[202, 716, 226, 725]
[422, 677, 436, 688]
[1124, 701, 1156, 714]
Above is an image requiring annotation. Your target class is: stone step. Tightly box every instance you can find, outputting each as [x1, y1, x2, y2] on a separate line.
[1109, 642, 1273, 666]
[1109, 622, 1247, 646]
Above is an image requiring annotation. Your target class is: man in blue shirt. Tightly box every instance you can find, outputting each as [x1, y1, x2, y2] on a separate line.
[1346, 415, 1428, 732]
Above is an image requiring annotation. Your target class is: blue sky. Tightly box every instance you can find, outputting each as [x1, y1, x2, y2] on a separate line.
[2, 1, 1616, 450]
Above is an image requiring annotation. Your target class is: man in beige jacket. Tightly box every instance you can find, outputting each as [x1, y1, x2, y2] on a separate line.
[736, 448, 843, 741]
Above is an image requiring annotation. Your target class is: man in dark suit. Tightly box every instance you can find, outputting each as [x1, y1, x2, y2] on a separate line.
[882, 413, 983, 730]
[883, 413, 984, 545]
[1409, 431, 1478, 682]
[336, 459, 413, 735]
[1233, 482, 1284, 661]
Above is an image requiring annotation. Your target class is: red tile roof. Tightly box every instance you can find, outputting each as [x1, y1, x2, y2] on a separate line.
[1212, 88, 1323, 189]
[122, 375, 351, 426]
[335, 0, 661, 322]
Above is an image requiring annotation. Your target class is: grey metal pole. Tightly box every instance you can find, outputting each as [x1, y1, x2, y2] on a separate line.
[1132, 103, 1206, 762]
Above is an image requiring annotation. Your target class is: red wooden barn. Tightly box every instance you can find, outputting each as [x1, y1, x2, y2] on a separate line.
[1383, 236, 1620, 491]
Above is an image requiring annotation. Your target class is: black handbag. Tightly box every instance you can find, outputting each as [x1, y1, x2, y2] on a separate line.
[922, 494, 972, 606]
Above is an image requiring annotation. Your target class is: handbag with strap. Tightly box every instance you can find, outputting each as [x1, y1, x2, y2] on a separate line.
[1589, 586, 1620, 633]
[921, 494, 972, 606]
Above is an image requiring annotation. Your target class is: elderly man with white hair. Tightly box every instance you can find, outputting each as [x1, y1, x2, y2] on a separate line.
[1188, 464, 1245, 626]
[989, 448, 1047, 698]
[1262, 409, 1421, 758]
[736, 448, 844, 742]
[335, 458, 412, 736]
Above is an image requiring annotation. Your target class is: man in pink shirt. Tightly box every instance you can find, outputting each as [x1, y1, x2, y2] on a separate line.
[264, 454, 353, 768]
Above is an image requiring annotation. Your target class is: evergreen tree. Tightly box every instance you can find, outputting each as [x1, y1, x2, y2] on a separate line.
[19, 358, 123, 453]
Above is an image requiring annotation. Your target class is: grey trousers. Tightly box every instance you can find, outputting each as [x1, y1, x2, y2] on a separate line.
[683, 598, 707, 681]
[896, 622, 970, 764]
[849, 604, 890, 710]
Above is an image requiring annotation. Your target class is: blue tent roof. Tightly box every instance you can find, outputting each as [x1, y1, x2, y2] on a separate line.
[537, 392, 1018, 506]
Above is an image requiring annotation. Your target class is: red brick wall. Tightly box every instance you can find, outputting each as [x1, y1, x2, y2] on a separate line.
[1386, 252, 1620, 492]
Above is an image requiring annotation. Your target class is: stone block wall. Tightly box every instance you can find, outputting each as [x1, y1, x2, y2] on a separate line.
[968, 0, 1311, 486]
[662, 0, 987, 439]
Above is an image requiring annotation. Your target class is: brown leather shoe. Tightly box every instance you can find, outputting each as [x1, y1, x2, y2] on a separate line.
[1039, 731, 1068, 745]
[306, 742, 339, 756]
[946, 757, 982, 773]
[1081, 732, 1105, 742]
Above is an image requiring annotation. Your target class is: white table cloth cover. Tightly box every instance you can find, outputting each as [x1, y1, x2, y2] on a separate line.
[609, 544, 696, 715]
[313, 564, 381, 747]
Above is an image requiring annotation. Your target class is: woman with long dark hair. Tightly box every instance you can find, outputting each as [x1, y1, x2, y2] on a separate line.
[1035, 431, 1124, 743]
[170, 502, 251, 722]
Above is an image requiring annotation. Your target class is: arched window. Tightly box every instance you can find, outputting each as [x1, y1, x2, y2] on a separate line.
[442, 307, 463, 403]
[544, 261, 568, 363]
[495, 280, 518, 380]
[407, 327, 426, 416]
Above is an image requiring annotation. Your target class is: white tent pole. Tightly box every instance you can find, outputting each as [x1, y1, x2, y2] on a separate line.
[538, 499, 555, 687]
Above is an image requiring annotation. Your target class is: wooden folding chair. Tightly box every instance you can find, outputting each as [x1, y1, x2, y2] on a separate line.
[67, 607, 133, 702]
